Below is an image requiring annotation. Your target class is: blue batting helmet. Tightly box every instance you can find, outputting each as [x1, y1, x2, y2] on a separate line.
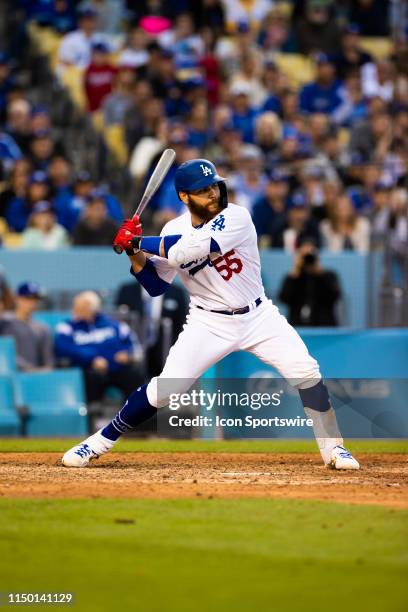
[174, 159, 226, 194]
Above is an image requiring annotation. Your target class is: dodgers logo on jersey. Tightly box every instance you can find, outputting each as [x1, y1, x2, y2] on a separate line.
[200, 164, 212, 176]
[211, 214, 226, 232]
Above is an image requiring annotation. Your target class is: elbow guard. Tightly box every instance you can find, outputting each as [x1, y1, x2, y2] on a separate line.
[167, 232, 220, 266]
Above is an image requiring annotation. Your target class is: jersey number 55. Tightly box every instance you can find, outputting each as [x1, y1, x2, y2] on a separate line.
[211, 249, 243, 281]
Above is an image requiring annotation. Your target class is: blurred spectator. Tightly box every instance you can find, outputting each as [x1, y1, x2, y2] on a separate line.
[102, 66, 135, 126]
[294, 0, 341, 55]
[370, 179, 395, 249]
[300, 53, 344, 116]
[0, 267, 14, 312]
[361, 59, 395, 102]
[252, 169, 288, 242]
[332, 72, 369, 127]
[55, 172, 123, 232]
[21, 200, 70, 249]
[5, 170, 50, 232]
[229, 50, 266, 107]
[5, 98, 31, 154]
[254, 112, 282, 166]
[279, 241, 341, 326]
[72, 191, 119, 245]
[31, 0, 76, 33]
[229, 82, 259, 143]
[273, 192, 321, 251]
[258, 5, 292, 53]
[0, 282, 54, 371]
[118, 26, 149, 69]
[0, 158, 31, 218]
[222, 0, 271, 32]
[229, 144, 267, 212]
[48, 155, 73, 207]
[28, 130, 55, 171]
[123, 79, 154, 153]
[116, 281, 188, 377]
[320, 193, 370, 252]
[0, 132, 22, 173]
[84, 41, 117, 112]
[55, 291, 143, 402]
[58, 6, 104, 69]
[349, 109, 393, 162]
[334, 24, 372, 80]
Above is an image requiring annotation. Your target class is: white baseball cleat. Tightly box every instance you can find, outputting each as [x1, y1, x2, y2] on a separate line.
[62, 430, 114, 467]
[328, 445, 360, 470]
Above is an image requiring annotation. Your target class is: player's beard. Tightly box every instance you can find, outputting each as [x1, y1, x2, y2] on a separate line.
[187, 195, 222, 222]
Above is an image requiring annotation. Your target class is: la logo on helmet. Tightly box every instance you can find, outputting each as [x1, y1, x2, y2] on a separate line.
[200, 164, 212, 176]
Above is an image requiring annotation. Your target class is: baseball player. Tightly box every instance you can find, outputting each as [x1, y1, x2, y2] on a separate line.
[62, 159, 359, 470]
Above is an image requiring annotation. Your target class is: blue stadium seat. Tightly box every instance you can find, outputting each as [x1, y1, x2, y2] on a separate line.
[0, 375, 20, 436]
[15, 368, 88, 437]
[0, 337, 17, 374]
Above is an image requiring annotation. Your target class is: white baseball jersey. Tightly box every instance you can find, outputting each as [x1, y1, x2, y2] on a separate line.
[151, 203, 266, 311]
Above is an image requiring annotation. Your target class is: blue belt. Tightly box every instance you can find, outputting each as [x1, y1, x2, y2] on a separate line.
[196, 297, 262, 316]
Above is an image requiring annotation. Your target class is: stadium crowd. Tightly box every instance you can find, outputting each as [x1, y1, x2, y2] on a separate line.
[0, 0, 407, 381]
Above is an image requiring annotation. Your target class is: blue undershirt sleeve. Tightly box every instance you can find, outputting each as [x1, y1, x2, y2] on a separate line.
[130, 259, 171, 297]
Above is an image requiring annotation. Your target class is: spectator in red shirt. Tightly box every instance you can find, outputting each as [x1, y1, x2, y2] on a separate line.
[84, 42, 117, 113]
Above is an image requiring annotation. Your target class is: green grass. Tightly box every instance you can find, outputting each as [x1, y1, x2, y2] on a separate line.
[0, 498, 406, 612]
[0, 437, 407, 453]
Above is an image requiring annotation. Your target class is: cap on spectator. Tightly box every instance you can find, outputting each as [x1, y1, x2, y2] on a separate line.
[182, 75, 205, 89]
[76, 170, 92, 183]
[267, 168, 289, 182]
[87, 187, 106, 202]
[17, 281, 43, 298]
[31, 105, 49, 117]
[344, 23, 360, 35]
[0, 51, 10, 65]
[29, 171, 48, 185]
[92, 41, 110, 54]
[31, 128, 52, 139]
[77, 6, 98, 19]
[31, 200, 55, 215]
[288, 192, 307, 209]
[314, 52, 335, 65]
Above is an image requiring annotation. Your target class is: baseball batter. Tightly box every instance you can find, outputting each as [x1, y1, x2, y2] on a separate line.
[62, 159, 359, 470]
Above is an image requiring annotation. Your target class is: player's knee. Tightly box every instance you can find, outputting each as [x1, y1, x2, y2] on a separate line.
[285, 355, 321, 388]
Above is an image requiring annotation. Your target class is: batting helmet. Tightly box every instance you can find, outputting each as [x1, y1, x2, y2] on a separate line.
[174, 159, 226, 193]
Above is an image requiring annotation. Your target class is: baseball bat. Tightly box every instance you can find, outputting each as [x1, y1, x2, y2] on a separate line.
[113, 148, 176, 254]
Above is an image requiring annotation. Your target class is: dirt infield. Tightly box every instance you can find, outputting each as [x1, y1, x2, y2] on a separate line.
[0, 452, 407, 508]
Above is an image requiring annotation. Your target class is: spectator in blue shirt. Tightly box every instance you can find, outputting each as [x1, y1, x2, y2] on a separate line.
[252, 169, 289, 242]
[300, 53, 344, 116]
[5, 170, 50, 232]
[55, 291, 144, 403]
[229, 82, 259, 143]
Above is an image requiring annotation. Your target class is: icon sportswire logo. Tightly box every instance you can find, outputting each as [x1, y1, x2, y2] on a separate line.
[200, 164, 212, 176]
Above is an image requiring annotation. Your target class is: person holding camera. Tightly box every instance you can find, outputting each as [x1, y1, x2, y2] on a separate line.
[278, 242, 341, 326]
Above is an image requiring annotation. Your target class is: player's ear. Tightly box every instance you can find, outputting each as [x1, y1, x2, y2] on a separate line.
[178, 191, 189, 204]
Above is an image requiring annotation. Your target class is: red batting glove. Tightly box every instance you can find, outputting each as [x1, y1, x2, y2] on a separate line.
[113, 217, 142, 254]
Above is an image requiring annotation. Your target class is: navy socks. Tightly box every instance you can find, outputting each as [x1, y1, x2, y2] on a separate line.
[298, 380, 331, 412]
[101, 384, 157, 441]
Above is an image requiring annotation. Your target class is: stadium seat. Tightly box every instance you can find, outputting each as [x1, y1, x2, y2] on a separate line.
[274, 53, 315, 86]
[104, 124, 128, 166]
[15, 368, 88, 437]
[360, 37, 392, 59]
[60, 66, 86, 110]
[0, 375, 20, 436]
[0, 337, 17, 374]
[3, 232, 23, 248]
